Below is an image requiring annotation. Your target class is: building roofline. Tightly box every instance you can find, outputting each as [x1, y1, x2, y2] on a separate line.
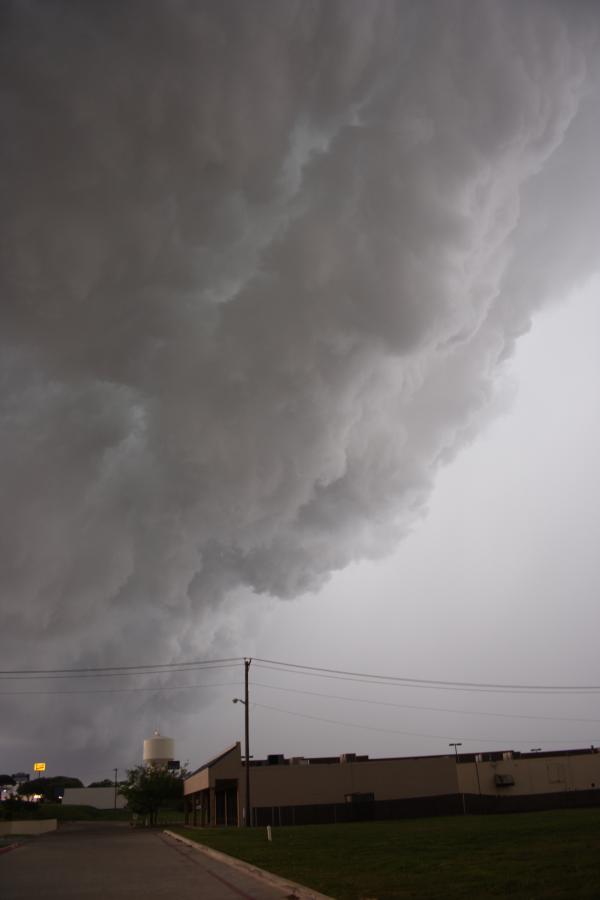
[187, 742, 599, 776]
[185, 742, 240, 779]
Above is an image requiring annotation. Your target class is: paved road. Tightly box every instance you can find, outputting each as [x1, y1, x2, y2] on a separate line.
[0, 822, 291, 899]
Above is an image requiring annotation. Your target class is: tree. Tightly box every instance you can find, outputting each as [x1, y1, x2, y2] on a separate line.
[0, 775, 16, 786]
[18, 776, 83, 801]
[119, 766, 184, 826]
[88, 779, 114, 788]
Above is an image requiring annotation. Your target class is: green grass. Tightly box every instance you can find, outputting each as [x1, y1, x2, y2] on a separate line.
[2, 804, 183, 824]
[28, 804, 131, 822]
[155, 809, 185, 825]
[172, 808, 600, 899]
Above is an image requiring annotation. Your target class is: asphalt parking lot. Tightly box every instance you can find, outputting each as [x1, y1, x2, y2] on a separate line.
[0, 822, 290, 900]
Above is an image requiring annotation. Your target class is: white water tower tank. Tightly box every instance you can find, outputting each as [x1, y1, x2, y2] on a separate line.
[143, 730, 175, 767]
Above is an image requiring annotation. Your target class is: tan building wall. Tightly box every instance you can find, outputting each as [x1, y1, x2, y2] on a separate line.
[185, 744, 600, 826]
[185, 743, 241, 795]
[457, 751, 600, 797]
[185, 743, 243, 827]
[250, 755, 457, 806]
[185, 746, 458, 826]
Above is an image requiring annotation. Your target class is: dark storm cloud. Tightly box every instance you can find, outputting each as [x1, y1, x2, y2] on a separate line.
[1, 1, 600, 772]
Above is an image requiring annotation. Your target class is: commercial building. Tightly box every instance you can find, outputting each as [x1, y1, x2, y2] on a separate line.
[457, 747, 600, 811]
[184, 742, 600, 827]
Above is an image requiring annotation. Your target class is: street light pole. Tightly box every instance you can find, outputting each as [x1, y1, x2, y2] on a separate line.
[449, 741, 462, 763]
[233, 657, 252, 827]
[449, 743, 465, 815]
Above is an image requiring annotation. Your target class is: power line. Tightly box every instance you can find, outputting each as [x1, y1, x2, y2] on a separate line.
[0, 663, 240, 681]
[3, 652, 598, 695]
[0, 680, 242, 696]
[4, 672, 596, 728]
[254, 663, 591, 695]
[0, 656, 241, 676]
[250, 681, 600, 725]
[253, 658, 600, 693]
[251, 701, 593, 746]
[256, 664, 600, 695]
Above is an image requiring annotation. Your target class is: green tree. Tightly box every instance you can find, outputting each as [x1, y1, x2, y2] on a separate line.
[88, 779, 114, 788]
[0, 774, 16, 786]
[119, 766, 184, 826]
[18, 776, 83, 801]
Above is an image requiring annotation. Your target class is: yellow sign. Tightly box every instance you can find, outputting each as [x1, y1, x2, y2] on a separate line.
[33, 762, 46, 772]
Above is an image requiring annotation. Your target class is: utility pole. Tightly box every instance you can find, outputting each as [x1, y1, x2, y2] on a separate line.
[114, 768, 118, 809]
[233, 658, 253, 827]
[244, 658, 251, 827]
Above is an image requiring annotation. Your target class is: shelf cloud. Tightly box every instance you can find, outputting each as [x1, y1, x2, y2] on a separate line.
[2, 1, 600, 772]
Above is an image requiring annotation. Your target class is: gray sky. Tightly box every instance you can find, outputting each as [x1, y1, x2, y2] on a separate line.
[1, 1, 600, 783]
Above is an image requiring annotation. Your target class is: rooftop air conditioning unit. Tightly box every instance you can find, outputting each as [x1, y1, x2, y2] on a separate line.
[340, 753, 356, 763]
[267, 754, 285, 766]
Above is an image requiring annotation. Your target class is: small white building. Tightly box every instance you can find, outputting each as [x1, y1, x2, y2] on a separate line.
[62, 786, 127, 809]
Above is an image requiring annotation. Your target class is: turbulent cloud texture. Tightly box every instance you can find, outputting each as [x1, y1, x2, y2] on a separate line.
[1, 1, 600, 772]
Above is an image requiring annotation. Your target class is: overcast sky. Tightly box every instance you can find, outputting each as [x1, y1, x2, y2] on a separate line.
[1, 1, 600, 783]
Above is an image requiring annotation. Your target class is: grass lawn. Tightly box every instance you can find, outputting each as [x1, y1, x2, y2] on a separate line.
[0, 803, 130, 822]
[1, 804, 183, 824]
[172, 808, 600, 899]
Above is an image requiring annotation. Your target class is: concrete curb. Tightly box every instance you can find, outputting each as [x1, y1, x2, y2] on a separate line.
[0, 842, 21, 856]
[163, 829, 334, 900]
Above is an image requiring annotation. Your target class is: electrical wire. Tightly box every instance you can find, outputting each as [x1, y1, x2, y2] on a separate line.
[0, 680, 242, 696]
[250, 681, 600, 725]
[0, 656, 241, 676]
[254, 663, 591, 695]
[0, 663, 241, 681]
[250, 700, 593, 746]
[253, 659, 600, 694]
[3, 652, 599, 699]
[4, 672, 595, 730]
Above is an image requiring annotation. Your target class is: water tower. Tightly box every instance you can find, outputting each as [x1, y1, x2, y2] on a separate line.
[143, 730, 175, 768]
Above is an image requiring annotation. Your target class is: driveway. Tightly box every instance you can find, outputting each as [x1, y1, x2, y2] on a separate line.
[0, 822, 291, 899]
